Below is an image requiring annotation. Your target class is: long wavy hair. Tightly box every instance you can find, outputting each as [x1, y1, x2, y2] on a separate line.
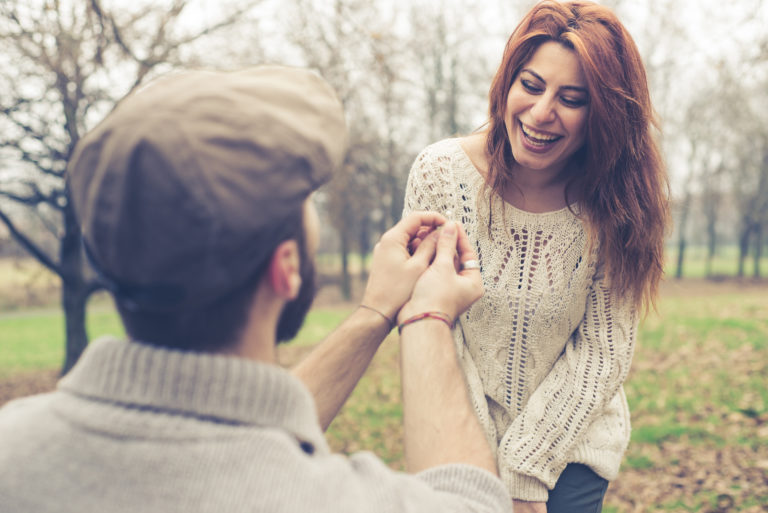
[485, 0, 669, 311]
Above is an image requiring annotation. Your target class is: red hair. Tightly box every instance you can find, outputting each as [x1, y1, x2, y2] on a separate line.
[485, 0, 669, 311]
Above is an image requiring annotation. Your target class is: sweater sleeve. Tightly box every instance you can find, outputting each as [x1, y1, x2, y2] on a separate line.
[496, 266, 637, 501]
[335, 452, 514, 513]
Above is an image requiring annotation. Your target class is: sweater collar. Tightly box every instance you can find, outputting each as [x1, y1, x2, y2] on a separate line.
[59, 337, 328, 454]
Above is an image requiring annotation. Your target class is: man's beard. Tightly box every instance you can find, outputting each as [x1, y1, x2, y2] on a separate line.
[275, 258, 317, 343]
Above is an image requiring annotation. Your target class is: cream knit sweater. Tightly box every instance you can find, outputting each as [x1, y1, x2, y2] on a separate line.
[403, 138, 637, 502]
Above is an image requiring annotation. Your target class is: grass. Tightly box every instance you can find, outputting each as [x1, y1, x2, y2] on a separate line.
[0, 303, 125, 377]
[290, 307, 354, 347]
[609, 283, 768, 512]
[0, 300, 351, 376]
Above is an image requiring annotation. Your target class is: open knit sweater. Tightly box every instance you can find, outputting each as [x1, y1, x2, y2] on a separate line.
[0, 337, 512, 513]
[403, 138, 638, 502]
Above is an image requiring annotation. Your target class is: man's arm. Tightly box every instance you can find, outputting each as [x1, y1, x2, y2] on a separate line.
[397, 221, 497, 475]
[292, 211, 445, 431]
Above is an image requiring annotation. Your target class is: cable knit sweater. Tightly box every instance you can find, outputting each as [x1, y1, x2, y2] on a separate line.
[0, 337, 512, 513]
[403, 138, 637, 502]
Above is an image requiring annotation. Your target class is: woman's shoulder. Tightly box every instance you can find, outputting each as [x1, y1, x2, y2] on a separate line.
[411, 135, 486, 180]
[413, 137, 463, 164]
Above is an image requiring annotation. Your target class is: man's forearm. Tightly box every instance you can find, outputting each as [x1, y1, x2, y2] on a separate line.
[400, 319, 498, 475]
[291, 307, 391, 431]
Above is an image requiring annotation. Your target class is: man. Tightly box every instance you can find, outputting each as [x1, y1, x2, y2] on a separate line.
[0, 66, 511, 512]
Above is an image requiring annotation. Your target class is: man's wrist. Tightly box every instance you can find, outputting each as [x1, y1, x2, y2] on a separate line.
[357, 304, 395, 331]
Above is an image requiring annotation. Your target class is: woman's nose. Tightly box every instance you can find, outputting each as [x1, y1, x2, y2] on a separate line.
[530, 95, 556, 124]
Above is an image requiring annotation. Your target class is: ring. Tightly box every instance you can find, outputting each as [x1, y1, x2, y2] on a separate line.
[460, 259, 481, 271]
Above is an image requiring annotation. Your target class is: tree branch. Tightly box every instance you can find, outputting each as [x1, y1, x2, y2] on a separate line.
[0, 112, 69, 166]
[0, 141, 66, 179]
[0, 207, 62, 277]
[0, 186, 66, 211]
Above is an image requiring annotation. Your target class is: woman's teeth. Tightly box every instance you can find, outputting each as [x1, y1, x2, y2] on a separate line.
[521, 123, 561, 145]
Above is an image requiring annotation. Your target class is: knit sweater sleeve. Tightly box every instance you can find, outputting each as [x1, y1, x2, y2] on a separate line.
[331, 453, 513, 512]
[496, 265, 637, 501]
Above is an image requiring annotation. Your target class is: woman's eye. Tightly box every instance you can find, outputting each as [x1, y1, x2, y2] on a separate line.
[521, 79, 542, 93]
[561, 96, 588, 108]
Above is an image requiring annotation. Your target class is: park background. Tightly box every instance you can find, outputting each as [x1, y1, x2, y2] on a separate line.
[0, 0, 766, 511]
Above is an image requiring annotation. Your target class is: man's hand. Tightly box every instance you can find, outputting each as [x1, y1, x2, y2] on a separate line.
[513, 500, 547, 513]
[361, 211, 446, 322]
[398, 221, 483, 324]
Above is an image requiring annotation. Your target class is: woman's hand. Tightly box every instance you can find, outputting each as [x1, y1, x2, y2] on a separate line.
[513, 500, 547, 513]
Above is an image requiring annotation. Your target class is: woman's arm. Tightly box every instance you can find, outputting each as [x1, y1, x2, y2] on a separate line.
[497, 266, 637, 501]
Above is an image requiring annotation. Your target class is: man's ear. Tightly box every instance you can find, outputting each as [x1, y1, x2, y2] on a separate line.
[267, 240, 302, 299]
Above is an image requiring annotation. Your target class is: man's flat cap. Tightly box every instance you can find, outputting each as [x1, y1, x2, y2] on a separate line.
[68, 66, 347, 312]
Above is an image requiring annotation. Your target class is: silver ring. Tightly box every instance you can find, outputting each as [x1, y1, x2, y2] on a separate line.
[461, 259, 481, 271]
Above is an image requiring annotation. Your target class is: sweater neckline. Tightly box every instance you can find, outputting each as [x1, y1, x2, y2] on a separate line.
[58, 337, 327, 452]
[450, 138, 579, 221]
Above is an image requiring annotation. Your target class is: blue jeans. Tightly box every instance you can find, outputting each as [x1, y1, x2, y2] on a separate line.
[547, 464, 609, 513]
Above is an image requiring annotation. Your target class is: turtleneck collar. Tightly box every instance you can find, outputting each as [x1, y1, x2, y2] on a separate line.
[59, 337, 328, 454]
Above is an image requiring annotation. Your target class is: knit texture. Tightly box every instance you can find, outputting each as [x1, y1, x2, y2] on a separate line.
[403, 138, 637, 502]
[0, 337, 512, 513]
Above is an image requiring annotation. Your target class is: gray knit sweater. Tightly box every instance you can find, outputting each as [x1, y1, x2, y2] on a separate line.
[0, 337, 512, 513]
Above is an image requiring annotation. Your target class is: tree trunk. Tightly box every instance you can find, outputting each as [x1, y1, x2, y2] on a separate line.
[674, 193, 691, 279]
[705, 228, 715, 278]
[60, 199, 91, 375]
[704, 196, 718, 279]
[358, 215, 370, 281]
[339, 226, 351, 300]
[388, 171, 402, 227]
[737, 220, 751, 278]
[61, 277, 90, 375]
[753, 223, 763, 279]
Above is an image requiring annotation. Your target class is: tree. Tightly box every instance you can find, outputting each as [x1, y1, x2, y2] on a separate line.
[0, 0, 257, 374]
[278, 0, 412, 298]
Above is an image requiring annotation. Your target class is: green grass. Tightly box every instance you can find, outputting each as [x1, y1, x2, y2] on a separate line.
[0, 305, 125, 377]
[290, 307, 354, 347]
[610, 284, 768, 511]
[0, 302, 351, 376]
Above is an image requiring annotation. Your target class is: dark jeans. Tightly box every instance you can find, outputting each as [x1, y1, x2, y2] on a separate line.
[547, 464, 609, 513]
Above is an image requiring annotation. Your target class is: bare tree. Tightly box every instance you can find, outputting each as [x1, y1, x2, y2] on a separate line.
[0, 0, 257, 373]
[280, 0, 416, 298]
[673, 86, 728, 279]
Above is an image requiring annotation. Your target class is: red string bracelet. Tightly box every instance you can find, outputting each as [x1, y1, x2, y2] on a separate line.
[397, 311, 453, 334]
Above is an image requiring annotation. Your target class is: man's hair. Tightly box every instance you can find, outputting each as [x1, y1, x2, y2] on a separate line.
[117, 208, 306, 352]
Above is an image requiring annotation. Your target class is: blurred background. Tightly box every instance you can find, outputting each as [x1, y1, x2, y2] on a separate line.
[0, 1, 766, 511]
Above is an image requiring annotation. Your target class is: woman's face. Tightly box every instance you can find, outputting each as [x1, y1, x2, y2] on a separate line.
[504, 41, 589, 180]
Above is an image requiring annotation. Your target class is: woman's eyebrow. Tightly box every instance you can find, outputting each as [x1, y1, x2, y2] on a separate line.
[520, 68, 588, 94]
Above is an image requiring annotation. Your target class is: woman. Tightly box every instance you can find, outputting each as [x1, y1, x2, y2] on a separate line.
[402, 1, 669, 512]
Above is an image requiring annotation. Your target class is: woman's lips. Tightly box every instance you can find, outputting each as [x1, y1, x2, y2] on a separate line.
[519, 121, 562, 153]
